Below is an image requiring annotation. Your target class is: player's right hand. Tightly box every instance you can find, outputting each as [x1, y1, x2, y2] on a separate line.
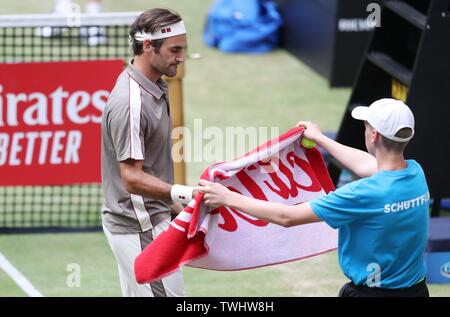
[197, 180, 231, 210]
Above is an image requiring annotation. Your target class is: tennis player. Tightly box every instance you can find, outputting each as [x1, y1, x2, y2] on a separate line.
[101, 8, 193, 297]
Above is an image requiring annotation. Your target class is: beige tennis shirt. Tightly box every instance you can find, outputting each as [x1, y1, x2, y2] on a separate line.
[101, 60, 173, 233]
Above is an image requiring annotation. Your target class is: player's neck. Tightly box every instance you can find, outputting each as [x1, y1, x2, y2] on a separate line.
[376, 151, 407, 172]
[132, 56, 162, 84]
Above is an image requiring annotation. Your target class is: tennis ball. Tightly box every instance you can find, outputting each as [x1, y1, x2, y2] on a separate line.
[301, 137, 316, 149]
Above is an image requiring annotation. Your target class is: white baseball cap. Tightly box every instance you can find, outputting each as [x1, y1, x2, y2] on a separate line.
[351, 98, 415, 142]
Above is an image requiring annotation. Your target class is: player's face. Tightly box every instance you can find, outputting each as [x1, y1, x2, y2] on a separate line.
[151, 34, 187, 77]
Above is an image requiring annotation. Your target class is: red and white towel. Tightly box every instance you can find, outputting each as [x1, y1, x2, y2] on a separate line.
[135, 127, 338, 283]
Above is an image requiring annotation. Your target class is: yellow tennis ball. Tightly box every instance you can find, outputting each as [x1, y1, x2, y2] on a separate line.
[301, 137, 316, 149]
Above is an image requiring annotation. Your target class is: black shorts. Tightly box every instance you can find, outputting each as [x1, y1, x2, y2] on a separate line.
[338, 279, 429, 297]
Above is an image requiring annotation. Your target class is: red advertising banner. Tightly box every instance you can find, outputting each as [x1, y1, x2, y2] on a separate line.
[0, 60, 124, 186]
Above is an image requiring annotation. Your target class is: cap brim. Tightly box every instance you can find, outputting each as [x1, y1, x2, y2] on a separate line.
[351, 106, 369, 121]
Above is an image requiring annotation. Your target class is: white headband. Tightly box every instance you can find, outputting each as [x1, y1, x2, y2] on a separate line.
[133, 20, 186, 42]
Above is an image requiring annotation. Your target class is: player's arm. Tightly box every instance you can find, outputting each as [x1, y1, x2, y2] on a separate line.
[297, 121, 377, 178]
[120, 159, 195, 205]
[197, 180, 321, 227]
[120, 159, 171, 201]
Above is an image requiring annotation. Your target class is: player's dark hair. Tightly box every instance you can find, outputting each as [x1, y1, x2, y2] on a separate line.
[129, 8, 182, 55]
[381, 128, 413, 153]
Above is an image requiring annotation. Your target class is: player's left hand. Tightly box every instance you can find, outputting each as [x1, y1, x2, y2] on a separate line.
[296, 121, 322, 142]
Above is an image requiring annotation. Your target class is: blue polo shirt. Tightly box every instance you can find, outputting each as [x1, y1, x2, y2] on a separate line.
[310, 160, 429, 288]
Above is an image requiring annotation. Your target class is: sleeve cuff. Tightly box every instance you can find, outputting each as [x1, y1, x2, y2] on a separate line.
[310, 201, 339, 229]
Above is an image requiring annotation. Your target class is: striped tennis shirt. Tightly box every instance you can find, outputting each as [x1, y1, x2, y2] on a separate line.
[101, 60, 173, 233]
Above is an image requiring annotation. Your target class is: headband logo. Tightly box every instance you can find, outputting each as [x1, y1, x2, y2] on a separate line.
[161, 28, 172, 34]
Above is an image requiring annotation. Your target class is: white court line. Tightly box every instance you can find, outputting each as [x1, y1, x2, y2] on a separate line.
[0, 251, 43, 297]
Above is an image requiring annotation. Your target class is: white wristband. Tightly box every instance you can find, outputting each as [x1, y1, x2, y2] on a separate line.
[170, 184, 194, 204]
